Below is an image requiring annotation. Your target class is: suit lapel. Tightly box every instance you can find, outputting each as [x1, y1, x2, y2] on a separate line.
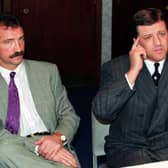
[24, 60, 51, 129]
[24, 61, 43, 113]
[157, 58, 168, 106]
[147, 58, 168, 134]
[0, 74, 8, 124]
[136, 63, 157, 100]
[158, 58, 168, 95]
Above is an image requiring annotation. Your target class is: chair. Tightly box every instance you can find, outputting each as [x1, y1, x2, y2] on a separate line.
[92, 113, 110, 168]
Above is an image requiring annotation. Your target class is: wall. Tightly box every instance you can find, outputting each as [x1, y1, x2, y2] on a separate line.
[101, 0, 112, 64]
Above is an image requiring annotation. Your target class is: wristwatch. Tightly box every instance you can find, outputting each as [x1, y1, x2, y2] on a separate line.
[61, 135, 68, 146]
[54, 132, 68, 146]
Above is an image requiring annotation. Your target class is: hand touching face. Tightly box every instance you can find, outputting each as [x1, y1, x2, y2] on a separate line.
[137, 20, 168, 62]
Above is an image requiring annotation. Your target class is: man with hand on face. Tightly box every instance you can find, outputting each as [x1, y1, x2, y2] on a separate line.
[92, 8, 168, 168]
[0, 12, 80, 168]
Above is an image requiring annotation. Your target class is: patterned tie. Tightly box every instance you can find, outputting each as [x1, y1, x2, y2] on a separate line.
[5, 72, 20, 134]
[152, 63, 161, 86]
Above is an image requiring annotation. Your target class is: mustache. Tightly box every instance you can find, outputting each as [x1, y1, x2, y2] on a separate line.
[9, 51, 24, 58]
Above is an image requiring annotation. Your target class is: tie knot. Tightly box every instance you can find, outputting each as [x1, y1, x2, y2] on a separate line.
[10, 72, 16, 79]
[154, 63, 160, 70]
[152, 62, 161, 86]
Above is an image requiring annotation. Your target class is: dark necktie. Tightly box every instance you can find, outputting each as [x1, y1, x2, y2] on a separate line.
[152, 63, 161, 86]
[5, 72, 20, 134]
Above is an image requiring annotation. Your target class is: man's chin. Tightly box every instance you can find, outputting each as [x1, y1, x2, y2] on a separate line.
[152, 54, 166, 62]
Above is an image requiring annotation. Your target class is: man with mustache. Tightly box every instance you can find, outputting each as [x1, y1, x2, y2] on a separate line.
[0, 12, 80, 168]
[9, 51, 24, 58]
[92, 8, 168, 167]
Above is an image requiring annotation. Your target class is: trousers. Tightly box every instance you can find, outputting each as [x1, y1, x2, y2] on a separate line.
[106, 146, 168, 168]
[0, 130, 80, 168]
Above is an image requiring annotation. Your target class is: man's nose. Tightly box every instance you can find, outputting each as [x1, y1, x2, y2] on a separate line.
[153, 35, 161, 45]
[14, 41, 22, 51]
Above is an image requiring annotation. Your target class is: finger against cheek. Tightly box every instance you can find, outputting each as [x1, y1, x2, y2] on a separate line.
[140, 53, 144, 57]
[140, 53, 147, 59]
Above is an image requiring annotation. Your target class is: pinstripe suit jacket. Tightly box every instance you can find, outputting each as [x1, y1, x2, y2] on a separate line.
[0, 59, 80, 142]
[92, 54, 168, 155]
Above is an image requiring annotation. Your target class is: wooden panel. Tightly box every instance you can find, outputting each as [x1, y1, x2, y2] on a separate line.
[8, 0, 101, 88]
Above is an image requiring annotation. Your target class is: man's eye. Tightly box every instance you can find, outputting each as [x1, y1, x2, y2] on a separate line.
[159, 32, 166, 36]
[19, 36, 25, 42]
[3, 40, 13, 44]
[143, 36, 152, 40]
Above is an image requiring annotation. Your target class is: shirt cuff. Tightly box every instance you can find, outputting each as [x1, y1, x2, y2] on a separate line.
[125, 73, 134, 90]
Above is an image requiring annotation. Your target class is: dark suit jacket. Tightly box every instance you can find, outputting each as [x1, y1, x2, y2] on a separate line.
[0, 59, 80, 143]
[92, 54, 168, 158]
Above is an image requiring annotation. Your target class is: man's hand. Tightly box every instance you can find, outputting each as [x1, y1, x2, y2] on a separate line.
[35, 135, 78, 168]
[46, 146, 78, 168]
[127, 36, 147, 84]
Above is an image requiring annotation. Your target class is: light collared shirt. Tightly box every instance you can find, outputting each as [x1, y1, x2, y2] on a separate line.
[144, 59, 165, 75]
[0, 61, 48, 136]
[125, 58, 165, 89]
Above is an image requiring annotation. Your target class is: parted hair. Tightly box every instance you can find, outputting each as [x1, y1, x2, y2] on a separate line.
[131, 8, 168, 37]
[0, 12, 23, 28]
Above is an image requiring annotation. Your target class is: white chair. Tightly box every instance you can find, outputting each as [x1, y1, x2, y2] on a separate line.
[92, 113, 110, 168]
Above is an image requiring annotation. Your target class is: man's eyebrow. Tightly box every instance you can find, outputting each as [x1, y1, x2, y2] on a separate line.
[1, 38, 14, 42]
[19, 35, 24, 38]
[140, 34, 152, 38]
[143, 34, 152, 36]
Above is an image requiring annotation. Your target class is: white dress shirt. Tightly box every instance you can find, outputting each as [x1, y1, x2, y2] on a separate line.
[144, 59, 165, 75]
[125, 59, 165, 89]
[0, 61, 48, 137]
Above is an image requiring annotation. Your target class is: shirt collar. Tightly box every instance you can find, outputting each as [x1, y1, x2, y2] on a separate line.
[144, 59, 165, 75]
[0, 61, 25, 82]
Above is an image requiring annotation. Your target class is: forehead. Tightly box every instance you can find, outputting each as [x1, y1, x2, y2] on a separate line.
[137, 21, 167, 36]
[0, 26, 24, 39]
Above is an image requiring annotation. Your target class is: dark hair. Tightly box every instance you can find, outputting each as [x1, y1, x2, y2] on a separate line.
[132, 8, 168, 36]
[0, 12, 23, 28]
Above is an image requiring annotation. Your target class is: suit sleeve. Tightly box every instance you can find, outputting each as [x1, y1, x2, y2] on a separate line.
[92, 60, 135, 122]
[51, 65, 80, 143]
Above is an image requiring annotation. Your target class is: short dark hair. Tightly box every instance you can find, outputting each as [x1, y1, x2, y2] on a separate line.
[132, 8, 168, 36]
[0, 12, 23, 28]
